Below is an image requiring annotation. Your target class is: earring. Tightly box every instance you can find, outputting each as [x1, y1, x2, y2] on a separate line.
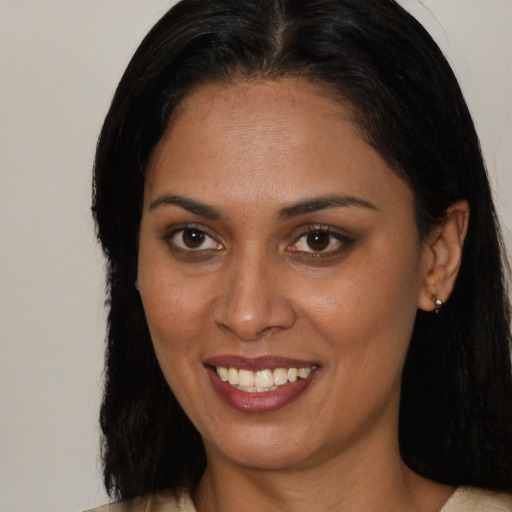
[135, 279, 140, 291]
[433, 296, 443, 314]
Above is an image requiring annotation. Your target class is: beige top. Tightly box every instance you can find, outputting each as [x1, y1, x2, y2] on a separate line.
[85, 486, 512, 512]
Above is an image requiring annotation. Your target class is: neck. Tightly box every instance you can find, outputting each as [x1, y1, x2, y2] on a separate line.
[193, 433, 454, 512]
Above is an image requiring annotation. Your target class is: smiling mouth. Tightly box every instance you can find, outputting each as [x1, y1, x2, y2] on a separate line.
[215, 366, 319, 392]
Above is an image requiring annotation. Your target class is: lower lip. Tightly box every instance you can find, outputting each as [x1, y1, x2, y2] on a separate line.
[206, 367, 317, 413]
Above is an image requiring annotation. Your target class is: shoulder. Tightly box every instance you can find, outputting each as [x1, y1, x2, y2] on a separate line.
[83, 490, 196, 512]
[440, 487, 512, 512]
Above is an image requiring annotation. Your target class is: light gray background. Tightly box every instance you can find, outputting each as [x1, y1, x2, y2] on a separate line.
[1, 1, 510, 511]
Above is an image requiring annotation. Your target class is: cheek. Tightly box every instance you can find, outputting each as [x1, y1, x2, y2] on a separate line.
[138, 266, 214, 405]
[137, 235, 219, 360]
[305, 274, 417, 331]
[293, 239, 422, 365]
[141, 270, 212, 344]
[296, 258, 420, 434]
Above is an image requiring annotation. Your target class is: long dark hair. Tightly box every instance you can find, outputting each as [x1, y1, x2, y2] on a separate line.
[93, 0, 512, 499]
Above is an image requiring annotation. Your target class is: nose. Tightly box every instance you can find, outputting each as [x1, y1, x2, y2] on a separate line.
[212, 252, 297, 341]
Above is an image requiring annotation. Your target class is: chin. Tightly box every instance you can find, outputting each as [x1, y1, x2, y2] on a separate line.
[201, 420, 328, 471]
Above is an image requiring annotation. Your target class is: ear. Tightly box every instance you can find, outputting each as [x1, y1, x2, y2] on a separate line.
[417, 200, 470, 312]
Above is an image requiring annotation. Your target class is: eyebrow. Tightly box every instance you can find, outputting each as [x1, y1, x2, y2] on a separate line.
[148, 195, 222, 219]
[148, 193, 377, 220]
[278, 195, 378, 219]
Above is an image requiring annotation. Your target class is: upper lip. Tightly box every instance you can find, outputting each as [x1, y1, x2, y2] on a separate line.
[204, 355, 319, 371]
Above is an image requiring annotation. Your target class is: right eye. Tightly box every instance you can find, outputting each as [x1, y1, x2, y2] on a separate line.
[169, 228, 222, 251]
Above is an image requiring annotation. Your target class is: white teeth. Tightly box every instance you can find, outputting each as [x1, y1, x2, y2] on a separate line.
[216, 365, 317, 393]
[228, 368, 238, 385]
[297, 367, 311, 379]
[237, 386, 256, 392]
[217, 367, 229, 382]
[255, 369, 273, 388]
[287, 368, 298, 382]
[238, 369, 255, 387]
[273, 368, 288, 385]
[235, 385, 279, 392]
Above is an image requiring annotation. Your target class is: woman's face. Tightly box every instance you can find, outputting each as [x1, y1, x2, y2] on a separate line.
[138, 79, 430, 471]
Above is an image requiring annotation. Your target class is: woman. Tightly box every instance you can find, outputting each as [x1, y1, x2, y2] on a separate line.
[89, 0, 512, 510]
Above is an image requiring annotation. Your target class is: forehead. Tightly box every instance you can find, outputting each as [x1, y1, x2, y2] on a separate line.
[148, 79, 355, 178]
[145, 79, 414, 215]
[172, 78, 351, 124]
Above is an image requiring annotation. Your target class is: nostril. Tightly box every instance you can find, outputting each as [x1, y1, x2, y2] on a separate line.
[211, 268, 297, 340]
[214, 318, 273, 342]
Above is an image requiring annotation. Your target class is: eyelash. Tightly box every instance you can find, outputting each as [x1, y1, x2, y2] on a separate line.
[165, 224, 223, 252]
[164, 224, 355, 258]
[288, 225, 355, 256]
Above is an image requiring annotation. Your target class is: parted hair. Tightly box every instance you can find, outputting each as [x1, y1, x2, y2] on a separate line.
[92, 0, 512, 499]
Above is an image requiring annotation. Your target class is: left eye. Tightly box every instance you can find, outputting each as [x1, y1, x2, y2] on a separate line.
[169, 228, 221, 251]
[290, 230, 344, 253]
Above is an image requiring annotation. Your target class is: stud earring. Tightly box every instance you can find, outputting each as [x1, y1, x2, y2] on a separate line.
[433, 295, 443, 314]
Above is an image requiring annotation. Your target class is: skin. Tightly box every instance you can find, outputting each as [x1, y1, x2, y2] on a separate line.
[137, 79, 468, 512]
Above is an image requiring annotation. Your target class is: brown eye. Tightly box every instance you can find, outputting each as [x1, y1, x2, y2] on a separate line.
[306, 231, 330, 252]
[182, 229, 205, 248]
[169, 227, 222, 251]
[288, 227, 353, 255]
